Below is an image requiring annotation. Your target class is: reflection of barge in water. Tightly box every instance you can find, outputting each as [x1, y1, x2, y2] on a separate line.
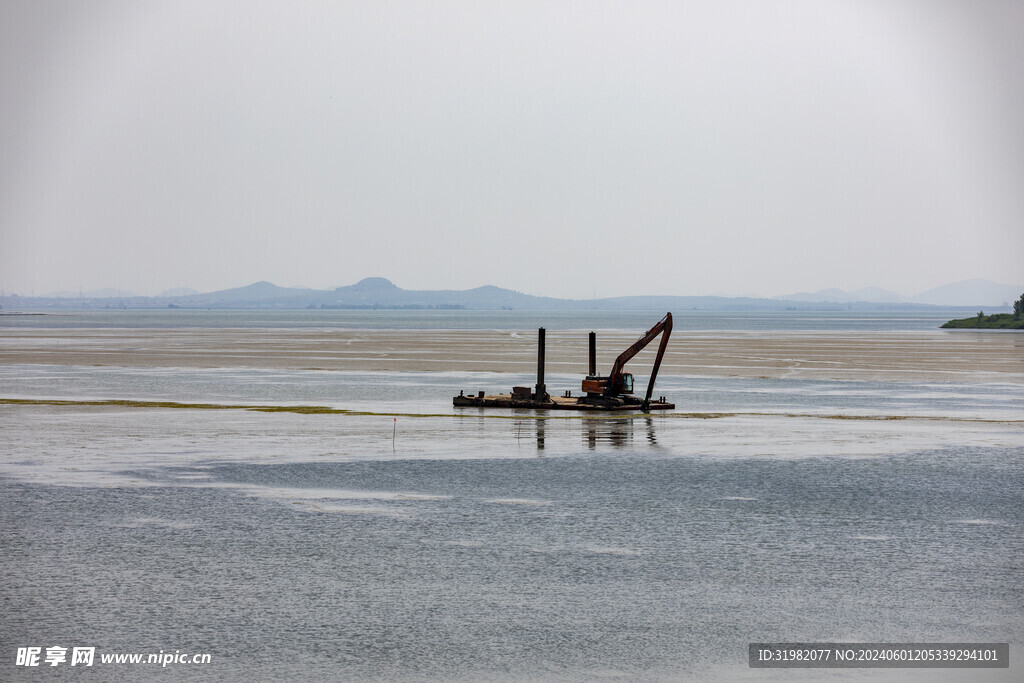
[453, 313, 675, 412]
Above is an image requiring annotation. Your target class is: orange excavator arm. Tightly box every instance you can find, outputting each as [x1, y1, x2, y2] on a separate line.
[607, 312, 673, 411]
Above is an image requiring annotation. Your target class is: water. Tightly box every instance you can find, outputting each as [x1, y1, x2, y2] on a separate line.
[0, 308, 973, 331]
[1, 311, 1022, 681]
[4, 447, 1021, 682]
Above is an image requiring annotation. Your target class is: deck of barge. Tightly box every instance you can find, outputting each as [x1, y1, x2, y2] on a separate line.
[453, 392, 674, 411]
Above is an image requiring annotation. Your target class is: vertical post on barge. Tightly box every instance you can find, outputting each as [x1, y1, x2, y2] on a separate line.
[588, 331, 597, 377]
[535, 327, 548, 401]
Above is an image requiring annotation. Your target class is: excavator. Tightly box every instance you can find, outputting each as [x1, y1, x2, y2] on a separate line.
[580, 312, 673, 411]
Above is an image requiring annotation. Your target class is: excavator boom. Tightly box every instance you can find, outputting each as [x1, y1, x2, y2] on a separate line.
[602, 312, 673, 411]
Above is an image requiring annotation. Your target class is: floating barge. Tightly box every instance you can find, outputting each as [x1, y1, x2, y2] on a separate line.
[453, 314, 675, 412]
[453, 390, 674, 411]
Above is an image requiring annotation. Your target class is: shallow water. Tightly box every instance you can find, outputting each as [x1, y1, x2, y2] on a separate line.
[2, 364, 1022, 420]
[2, 422, 1021, 681]
[1, 312, 1022, 681]
[2, 386, 1023, 681]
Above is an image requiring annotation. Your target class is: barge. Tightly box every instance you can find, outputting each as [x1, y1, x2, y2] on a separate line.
[453, 313, 675, 412]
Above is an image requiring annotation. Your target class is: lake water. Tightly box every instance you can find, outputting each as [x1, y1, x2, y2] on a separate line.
[1, 311, 1022, 681]
[0, 308, 974, 330]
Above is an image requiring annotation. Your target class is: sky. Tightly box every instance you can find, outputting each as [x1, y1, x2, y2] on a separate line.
[2, 0, 1022, 300]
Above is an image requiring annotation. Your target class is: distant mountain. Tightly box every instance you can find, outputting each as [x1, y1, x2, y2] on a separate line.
[775, 280, 1022, 307]
[195, 280, 313, 305]
[8, 277, 1018, 311]
[909, 279, 1023, 307]
[156, 278, 989, 311]
[324, 278, 564, 309]
[159, 277, 569, 310]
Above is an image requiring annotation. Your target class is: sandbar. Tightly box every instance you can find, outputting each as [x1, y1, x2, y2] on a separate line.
[1, 327, 1021, 383]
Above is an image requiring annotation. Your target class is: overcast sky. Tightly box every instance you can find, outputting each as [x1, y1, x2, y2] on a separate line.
[2, 0, 1021, 299]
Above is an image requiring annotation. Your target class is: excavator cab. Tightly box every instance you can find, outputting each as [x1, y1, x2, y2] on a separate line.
[582, 372, 634, 395]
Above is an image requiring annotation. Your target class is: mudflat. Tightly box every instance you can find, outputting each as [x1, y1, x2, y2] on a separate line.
[1, 327, 1021, 383]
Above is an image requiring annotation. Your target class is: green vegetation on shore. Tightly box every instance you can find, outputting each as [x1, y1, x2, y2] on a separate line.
[941, 294, 1024, 329]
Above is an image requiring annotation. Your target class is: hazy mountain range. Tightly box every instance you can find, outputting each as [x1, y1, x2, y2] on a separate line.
[777, 279, 1023, 307]
[4, 277, 1019, 311]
